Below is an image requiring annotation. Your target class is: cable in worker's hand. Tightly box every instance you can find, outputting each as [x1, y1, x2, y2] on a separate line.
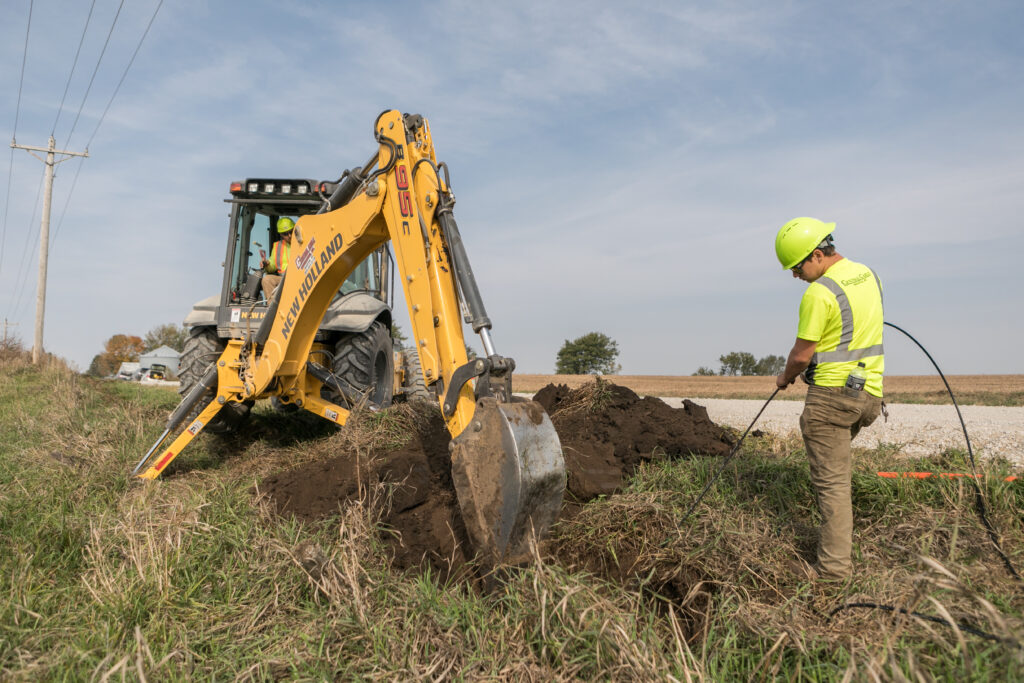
[679, 388, 780, 525]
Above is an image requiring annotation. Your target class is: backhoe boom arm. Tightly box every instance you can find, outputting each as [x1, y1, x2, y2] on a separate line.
[135, 111, 565, 565]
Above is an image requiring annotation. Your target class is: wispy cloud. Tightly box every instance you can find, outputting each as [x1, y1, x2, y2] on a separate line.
[1, 0, 1021, 374]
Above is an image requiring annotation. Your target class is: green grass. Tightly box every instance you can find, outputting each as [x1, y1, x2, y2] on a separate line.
[0, 354, 1022, 679]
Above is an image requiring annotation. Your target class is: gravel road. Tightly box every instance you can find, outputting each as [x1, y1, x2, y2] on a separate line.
[660, 397, 1024, 466]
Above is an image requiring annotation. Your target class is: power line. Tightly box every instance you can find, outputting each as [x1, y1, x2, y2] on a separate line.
[65, 0, 125, 147]
[12, 0, 33, 139]
[53, 0, 165, 250]
[85, 0, 164, 149]
[7, 175, 45, 322]
[51, 0, 98, 137]
[2, 0, 34, 280]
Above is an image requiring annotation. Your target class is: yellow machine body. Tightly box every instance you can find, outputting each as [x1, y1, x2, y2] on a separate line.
[135, 111, 565, 565]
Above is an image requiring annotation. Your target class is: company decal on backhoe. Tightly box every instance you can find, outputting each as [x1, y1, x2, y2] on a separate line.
[394, 145, 413, 236]
[295, 236, 317, 271]
[324, 408, 339, 422]
[187, 420, 204, 435]
[230, 308, 265, 322]
[280, 232, 345, 340]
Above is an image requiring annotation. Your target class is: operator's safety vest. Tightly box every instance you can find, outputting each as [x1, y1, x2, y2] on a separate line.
[270, 239, 290, 274]
[797, 258, 885, 397]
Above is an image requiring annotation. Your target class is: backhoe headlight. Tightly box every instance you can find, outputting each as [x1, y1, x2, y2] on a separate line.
[247, 182, 258, 193]
[281, 183, 292, 194]
[264, 182, 274, 193]
[297, 183, 308, 194]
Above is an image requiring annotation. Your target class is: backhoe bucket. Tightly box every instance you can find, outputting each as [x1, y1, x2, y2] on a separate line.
[450, 397, 565, 566]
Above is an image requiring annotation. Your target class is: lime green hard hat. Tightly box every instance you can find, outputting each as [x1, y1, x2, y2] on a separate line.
[774, 217, 835, 269]
[277, 217, 295, 233]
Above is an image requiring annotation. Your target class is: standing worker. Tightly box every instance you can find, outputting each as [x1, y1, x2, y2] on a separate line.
[774, 217, 885, 581]
[261, 217, 295, 299]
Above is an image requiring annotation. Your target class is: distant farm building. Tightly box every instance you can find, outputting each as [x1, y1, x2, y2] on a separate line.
[139, 346, 181, 376]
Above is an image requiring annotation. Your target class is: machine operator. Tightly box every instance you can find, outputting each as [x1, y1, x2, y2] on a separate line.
[261, 217, 294, 299]
[774, 217, 885, 581]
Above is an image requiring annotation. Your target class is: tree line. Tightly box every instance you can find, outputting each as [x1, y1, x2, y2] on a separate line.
[693, 351, 785, 377]
[86, 323, 779, 379]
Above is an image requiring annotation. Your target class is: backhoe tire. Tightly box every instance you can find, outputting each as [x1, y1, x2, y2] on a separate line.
[329, 321, 394, 409]
[178, 326, 251, 434]
[400, 350, 432, 402]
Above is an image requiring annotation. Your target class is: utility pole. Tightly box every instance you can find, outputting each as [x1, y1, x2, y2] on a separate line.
[11, 136, 88, 363]
[1, 318, 18, 345]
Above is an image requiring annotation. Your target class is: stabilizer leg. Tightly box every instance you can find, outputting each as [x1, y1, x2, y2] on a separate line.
[135, 397, 228, 480]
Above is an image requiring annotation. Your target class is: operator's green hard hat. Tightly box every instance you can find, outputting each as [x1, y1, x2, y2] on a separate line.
[277, 217, 295, 234]
[774, 217, 835, 269]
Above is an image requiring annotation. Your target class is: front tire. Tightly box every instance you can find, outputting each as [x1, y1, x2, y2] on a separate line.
[399, 350, 432, 402]
[329, 321, 394, 408]
[178, 326, 251, 433]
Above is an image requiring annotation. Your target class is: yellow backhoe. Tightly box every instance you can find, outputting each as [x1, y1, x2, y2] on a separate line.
[133, 111, 565, 565]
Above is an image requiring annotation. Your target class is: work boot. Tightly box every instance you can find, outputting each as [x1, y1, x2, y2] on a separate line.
[787, 557, 818, 581]
[813, 564, 851, 583]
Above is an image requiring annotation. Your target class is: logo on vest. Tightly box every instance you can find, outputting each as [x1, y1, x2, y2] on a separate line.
[841, 272, 871, 286]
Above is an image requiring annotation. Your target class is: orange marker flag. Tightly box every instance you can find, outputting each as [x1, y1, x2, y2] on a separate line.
[877, 472, 1018, 482]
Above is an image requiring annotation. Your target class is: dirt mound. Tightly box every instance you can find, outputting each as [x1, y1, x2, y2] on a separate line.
[534, 381, 733, 505]
[260, 380, 734, 576]
[261, 411, 472, 578]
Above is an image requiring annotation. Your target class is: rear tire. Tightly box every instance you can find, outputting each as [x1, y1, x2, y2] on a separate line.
[178, 326, 252, 433]
[329, 321, 394, 408]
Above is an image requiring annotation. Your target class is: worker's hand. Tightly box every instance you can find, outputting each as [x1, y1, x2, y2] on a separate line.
[776, 372, 795, 390]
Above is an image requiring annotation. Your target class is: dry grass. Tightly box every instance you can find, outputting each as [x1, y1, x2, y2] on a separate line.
[514, 374, 1024, 405]
[2, 347, 1022, 679]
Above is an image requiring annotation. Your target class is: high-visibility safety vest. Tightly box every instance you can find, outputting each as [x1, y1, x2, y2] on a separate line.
[797, 258, 884, 397]
[268, 239, 290, 274]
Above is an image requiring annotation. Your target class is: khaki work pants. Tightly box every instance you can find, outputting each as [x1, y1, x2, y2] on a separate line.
[261, 273, 283, 300]
[799, 385, 882, 578]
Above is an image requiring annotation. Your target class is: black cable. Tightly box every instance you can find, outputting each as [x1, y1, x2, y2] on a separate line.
[51, 0, 97, 137]
[883, 321, 1021, 583]
[369, 135, 398, 181]
[679, 388, 780, 524]
[829, 602, 1021, 648]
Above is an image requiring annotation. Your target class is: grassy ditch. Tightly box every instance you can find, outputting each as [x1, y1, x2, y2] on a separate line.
[1, 353, 1022, 679]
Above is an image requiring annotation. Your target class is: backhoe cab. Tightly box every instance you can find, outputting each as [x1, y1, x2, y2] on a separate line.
[135, 111, 565, 566]
[177, 176, 414, 434]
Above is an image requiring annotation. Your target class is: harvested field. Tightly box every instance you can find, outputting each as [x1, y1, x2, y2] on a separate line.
[513, 373, 1024, 405]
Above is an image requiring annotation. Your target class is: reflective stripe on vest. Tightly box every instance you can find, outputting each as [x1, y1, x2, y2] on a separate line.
[275, 241, 287, 272]
[809, 272, 884, 364]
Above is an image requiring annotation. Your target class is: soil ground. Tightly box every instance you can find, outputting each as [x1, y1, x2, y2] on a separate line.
[261, 381, 734, 578]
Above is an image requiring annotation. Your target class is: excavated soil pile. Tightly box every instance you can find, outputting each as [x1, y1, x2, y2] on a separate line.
[533, 382, 734, 506]
[261, 411, 473, 578]
[260, 381, 734, 576]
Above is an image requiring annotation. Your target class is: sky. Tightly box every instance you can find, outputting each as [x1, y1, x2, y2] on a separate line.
[1, 0, 1022, 377]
